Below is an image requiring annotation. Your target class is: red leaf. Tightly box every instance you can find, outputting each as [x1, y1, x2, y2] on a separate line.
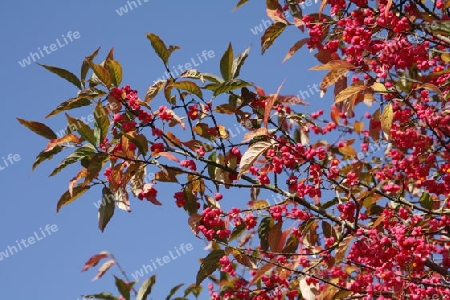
[82, 252, 109, 272]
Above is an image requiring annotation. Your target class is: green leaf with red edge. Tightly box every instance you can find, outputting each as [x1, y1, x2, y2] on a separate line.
[33, 146, 64, 171]
[213, 79, 252, 97]
[136, 275, 156, 300]
[85, 59, 112, 88]
[45, 97, 92, 118]
[220, 43, 234, 81]
[258, 217, 273, 251]
[94, 102, 110, 145]
[231, 45, 251, 79]
[17, 118, 57, 139]
[66, 113, 97, 146]
[37, 63, 82, 89]
[238, 141, 273, 179]
[195, 249, 225, 286]
[115, 276, 131, 300]
[261, 22, 286, 54]
[49, 145, 95, 177]
[98, 187, 115, 232]
[82, 251, 110, 272]
[56, 185, 90, 212]
[105, 59, 123, 87]
[169, 81, 203, 99]
[147, 33, 170, 64]
[81, 47, 101, 85]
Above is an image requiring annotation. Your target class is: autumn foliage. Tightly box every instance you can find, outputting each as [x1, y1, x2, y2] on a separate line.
[18, 0, 450, 299]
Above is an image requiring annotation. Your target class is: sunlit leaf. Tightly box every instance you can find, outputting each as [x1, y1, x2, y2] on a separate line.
[261, 22, 286, 54]
[238, 141, 273, 179]
[57, 185, 90, 212]
[147, 33, 170, 64]
[220, 43, 234, 81]
[137, 275, 156, 300]
[37, 63, 82, 89]
[17, 118, 57, 139]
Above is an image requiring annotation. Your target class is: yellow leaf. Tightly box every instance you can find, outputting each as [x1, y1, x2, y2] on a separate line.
[381, 103, 394, 137]
[309, 60, 355, 71]
[354, 121, 364, 134]
[335, 85, 366, 103]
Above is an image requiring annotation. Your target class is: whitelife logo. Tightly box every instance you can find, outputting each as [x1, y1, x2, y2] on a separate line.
[18, 31, 81, 68]
[0, 224, 58, 261]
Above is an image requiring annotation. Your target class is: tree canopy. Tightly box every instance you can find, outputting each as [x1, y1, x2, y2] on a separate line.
[18, 0, 450, 299]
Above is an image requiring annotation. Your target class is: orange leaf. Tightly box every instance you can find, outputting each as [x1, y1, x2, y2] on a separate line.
[264, 80, 285, 128]
[282, 38, 309, 63]
[242, 128, 268, 142]
[320, 69, 348, 93]
[335, 85, 366, 103]
[238, 141, 273, 179]
[310, 60, 355, 71]
[45, 134, 83, 152]
[354, 121, 364, 134]
[154, 151, 180, 162]
[69, 169, 88, 196]
[330, 105, 340, 124]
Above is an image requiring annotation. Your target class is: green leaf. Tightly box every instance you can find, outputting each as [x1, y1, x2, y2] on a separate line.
[124, 134, 148, 156]
[49, 146, 95, 177]
[17, 118, 57, 139]
[98, 187, 115, 232]
[81, 47, 101, 85]
[419, 192, 432, 210]
[85, 59, 112, 88]
[229, 223, 246, 242]
[169, 81, 203, 99]
[37, 63, 82, 89]
[220, 43, 234, 81]
[183, 284, 202, 297]
[213, 79, 252, 96]
[46, 97, 91, 118]
[94, 102, 110, 144]
[145, 80, 166, 102]
[85, 153, 108, 184]
[56, 185, 90, 212]
[32, 146, 64, 171]
[147, 33, 170, 64]
[208, 152, 216, 180]
[66, 114, 97, 146]
[195, 249, 225, 286]
[258, 217, 273, 251]
[261, 22, 287, 54]
[83, 292, 118, 300]
[136, 275, 157, 300]
[114, 276, 131, 300]
[233, 0, 250, 10]
[231, 45, 251, 79]
[105, 59, 123, 87]
[165, 283, 184, 300]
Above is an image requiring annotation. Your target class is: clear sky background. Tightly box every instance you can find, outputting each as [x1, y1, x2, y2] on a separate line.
[0, 1, 330, 299]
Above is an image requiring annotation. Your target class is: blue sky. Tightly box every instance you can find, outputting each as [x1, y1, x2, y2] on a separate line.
[0, 1, 331, 299]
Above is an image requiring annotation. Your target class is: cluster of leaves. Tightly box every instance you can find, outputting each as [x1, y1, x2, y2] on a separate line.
[19, 0, 450, 298]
